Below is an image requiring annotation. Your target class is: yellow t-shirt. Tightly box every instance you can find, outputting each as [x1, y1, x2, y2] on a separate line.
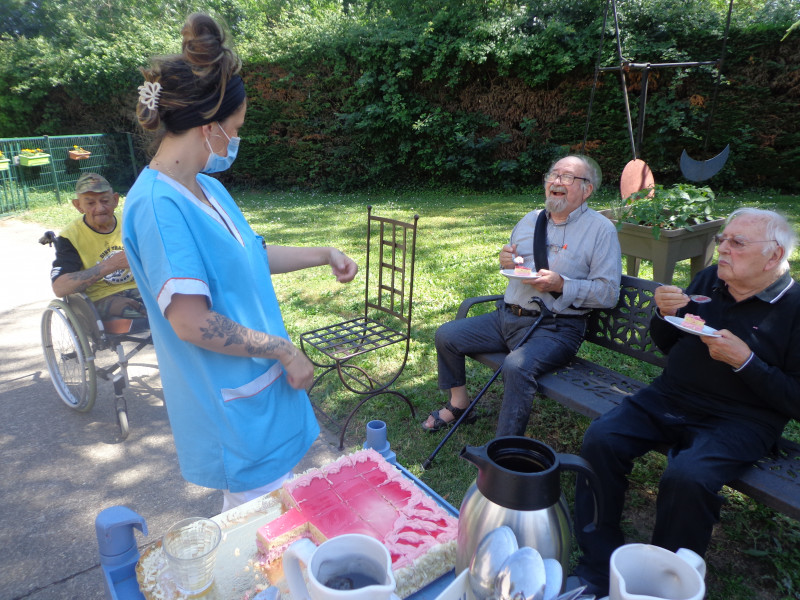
[54, 216, 137, 302]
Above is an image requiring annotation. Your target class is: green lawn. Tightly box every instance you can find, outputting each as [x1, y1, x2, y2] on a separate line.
[19, 186, 800, 600]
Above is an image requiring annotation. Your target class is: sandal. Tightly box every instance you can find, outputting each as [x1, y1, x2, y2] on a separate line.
[421, 400, 478, 432]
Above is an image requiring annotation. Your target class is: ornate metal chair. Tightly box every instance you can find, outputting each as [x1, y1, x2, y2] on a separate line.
[300, 206, 419, 448]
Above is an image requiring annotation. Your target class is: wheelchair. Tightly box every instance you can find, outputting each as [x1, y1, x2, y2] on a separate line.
[39, 231, 152, 439]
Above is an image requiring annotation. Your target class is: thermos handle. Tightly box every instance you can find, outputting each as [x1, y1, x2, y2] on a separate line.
[558, 453, 604, 533]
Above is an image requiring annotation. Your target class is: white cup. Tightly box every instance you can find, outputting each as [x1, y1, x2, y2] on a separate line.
[283, 533, 398, 600]
[609, 543, 706, 600]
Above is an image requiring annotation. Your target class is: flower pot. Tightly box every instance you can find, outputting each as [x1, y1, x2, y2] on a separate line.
[19, 153, 51, 167]
[601, 209, 725, 284]
[0, 158, 9, 171]
[68, 150, 91, 160]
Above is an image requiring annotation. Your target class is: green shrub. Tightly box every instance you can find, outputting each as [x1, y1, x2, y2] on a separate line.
[2, 0, 799, 192]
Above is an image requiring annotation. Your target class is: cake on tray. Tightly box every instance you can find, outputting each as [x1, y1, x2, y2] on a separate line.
[255, 449, 458, 598]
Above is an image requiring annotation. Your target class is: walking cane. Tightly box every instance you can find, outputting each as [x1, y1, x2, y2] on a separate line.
[422, 298, 551, 469]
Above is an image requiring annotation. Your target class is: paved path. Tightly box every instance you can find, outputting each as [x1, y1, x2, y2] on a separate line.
[0, 217, 343, 600]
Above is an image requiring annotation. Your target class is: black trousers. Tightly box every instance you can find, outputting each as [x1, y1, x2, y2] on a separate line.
[573, 382, 775, 591]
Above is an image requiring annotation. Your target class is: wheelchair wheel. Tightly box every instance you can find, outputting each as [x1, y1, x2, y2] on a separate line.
[114, 376, 130, 440]
[41, 300, 97, 412]
[117, 407, 130, 440]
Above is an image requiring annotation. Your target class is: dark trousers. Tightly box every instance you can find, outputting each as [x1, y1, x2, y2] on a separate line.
[573, 383, 776, 592]
[435, 306, 586, 437]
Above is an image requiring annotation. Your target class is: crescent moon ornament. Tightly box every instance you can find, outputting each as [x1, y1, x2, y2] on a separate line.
[680, 144, 730, 182]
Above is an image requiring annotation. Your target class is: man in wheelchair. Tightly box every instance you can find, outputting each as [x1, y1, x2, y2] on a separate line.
[49, 173, 146, 323]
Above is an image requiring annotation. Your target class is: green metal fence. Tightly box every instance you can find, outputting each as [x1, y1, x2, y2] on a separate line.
[0, 133, 140, 214]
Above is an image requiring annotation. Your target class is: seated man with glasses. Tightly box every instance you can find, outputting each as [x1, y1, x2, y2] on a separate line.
[422, 155, 622, 433]
[572, 207, 800, 597]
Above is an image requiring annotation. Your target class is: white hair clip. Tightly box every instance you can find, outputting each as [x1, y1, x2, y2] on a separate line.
[138, 80, 162, 111]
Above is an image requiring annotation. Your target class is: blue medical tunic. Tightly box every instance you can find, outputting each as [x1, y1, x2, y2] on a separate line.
[122, 168, 319, 492]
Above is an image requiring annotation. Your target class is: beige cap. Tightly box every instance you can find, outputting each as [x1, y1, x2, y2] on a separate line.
[75, 173, 112, 194]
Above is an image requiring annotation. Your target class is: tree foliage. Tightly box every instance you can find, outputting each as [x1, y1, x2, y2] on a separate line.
[1, 0, 798, 191]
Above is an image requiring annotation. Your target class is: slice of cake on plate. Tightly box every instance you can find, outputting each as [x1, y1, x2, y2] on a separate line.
[514, 265, 533, 276]
[682, 313, 706, 332]
[513, 255, 532, 276]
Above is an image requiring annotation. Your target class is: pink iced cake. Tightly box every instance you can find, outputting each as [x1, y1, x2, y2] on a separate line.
[513, 255, 532, 276]
[514, 265, 533, 276]
[682, 313, 706, 332]
[255, 449, 458, 597]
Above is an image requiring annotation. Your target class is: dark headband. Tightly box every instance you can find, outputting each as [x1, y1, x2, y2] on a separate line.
[162, 75, 245, 132]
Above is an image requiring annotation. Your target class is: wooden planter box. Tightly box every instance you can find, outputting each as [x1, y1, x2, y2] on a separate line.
[68, 150, 91, 160]
[19, 153, 51, 167]
[0, 159, 9, 171]
[601, 209, 725, 284]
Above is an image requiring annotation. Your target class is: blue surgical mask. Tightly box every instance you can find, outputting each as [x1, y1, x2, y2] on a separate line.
[202, 122, 240, 174]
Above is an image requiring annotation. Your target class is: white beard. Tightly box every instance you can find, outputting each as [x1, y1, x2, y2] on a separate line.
[545, 195, 568, 214]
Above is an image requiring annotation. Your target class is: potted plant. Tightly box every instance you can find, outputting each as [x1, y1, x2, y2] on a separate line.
[602, 183, 726, 284]
[68, 145, 91, 160]
[0, 150, 9, 171]
[18, 148, 51, 167]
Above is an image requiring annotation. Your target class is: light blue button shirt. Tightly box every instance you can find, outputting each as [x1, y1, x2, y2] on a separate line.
[504, 205, 621, 314]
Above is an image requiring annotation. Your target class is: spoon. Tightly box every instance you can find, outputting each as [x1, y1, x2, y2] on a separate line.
[554, 586, 588, 600]
[542, 559, 563, 600]
[468, 526, 519, 600]
[495, 547, 547, 600]
[685, 292, 711, 304]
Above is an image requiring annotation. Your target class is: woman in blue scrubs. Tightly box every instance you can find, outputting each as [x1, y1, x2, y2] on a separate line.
[124, 13, 358, 511]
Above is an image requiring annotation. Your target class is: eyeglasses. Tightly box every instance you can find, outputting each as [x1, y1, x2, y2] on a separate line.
[714, 234, 777, 250]
[543, 172, 590, 185]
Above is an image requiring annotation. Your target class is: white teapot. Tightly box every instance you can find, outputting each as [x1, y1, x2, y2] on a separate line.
[283, 533, 399, 600]
[609, 543, 706, 600]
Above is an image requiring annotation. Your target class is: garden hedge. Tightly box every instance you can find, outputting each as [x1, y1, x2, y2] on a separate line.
[2, 1, 798, 192]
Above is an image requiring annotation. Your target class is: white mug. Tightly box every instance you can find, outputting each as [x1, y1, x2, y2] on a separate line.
[283, 533, 398, 600]
[609, 543, 706, 600]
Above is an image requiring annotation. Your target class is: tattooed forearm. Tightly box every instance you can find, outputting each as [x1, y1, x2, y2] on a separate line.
[200, 313, 245, 346]
[244, 335, 285, 356]
[65, 265, 104, 293]
[199, 312, 286, 357]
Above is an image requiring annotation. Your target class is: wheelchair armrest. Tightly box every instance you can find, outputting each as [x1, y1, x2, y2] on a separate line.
[455, 294, 504, 320]
[65, 293, 104, 332]
[65, 292, 98, 312]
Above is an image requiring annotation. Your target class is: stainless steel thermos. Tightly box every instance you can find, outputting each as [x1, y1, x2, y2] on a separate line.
[456, 437, 603, 576]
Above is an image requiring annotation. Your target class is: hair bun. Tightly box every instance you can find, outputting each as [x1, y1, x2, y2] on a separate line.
[136, 12, 242, 136]
[182, 13, 227, 68]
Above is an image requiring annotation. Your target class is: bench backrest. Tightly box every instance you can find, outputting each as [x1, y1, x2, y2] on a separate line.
[585, 275, 667, 368]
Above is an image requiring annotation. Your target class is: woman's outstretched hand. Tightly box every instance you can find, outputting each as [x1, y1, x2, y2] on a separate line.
[330, 248, 358, 283]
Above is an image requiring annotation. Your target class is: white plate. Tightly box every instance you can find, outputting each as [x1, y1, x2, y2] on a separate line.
[665, 315, 721, 338]
[501, 269, 540, 280]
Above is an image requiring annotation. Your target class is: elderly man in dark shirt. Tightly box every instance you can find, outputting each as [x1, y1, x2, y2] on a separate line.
[573, 207, 800, 597]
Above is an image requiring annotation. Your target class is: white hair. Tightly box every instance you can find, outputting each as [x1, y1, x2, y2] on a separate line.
[548, 155, 598, 196]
